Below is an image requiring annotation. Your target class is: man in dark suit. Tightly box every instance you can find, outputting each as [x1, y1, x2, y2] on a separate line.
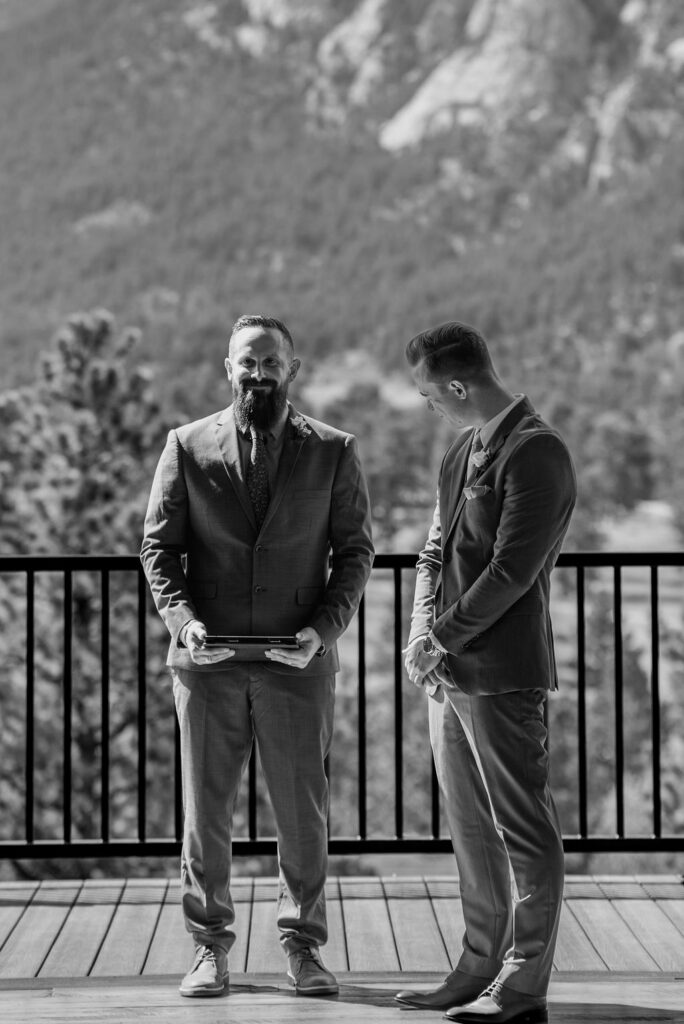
[141, 314, 373, 999]
[396, 322, 576, 1024]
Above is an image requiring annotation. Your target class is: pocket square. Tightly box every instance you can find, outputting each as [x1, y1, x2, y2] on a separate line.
[464, 484, 492, 500]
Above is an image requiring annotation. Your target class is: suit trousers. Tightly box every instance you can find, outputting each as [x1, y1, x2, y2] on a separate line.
[429, 685, 563, 997]
[172, 663, 335, 956]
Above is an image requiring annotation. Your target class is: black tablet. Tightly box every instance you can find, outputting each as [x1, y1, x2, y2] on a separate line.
[204, 635, 300, 647]
[203, 635, 301, 661]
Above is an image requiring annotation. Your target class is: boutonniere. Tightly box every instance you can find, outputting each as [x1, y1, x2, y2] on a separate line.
[464, 484, 492, 500]
[291, 413, 312, 439]
[470, 447, 492, 470]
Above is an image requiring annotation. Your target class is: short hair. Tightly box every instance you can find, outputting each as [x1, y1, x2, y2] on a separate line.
[229, 314, 294, 357]
[406, 321, 494, 383]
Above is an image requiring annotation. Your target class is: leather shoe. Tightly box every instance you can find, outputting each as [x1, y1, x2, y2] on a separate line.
[444, 968, 547, 1023]
[287, 947, 338, 995]
[395, 970, 492, 1009]
[179, 944, 228, 997]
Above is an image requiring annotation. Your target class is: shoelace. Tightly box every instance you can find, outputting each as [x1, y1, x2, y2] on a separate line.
[297, 948, 320, 964]
[479, 974, 506, 1006]
[194, 946, 217, 969]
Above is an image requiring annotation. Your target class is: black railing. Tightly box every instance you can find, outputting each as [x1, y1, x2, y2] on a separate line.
[0, 552, 683, 859]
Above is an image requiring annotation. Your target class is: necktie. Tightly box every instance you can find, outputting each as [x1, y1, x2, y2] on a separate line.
[466, 429, 484, 483]
[247, 426, 270, 528]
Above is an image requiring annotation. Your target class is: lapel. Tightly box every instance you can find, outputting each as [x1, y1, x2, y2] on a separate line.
[259, 405, 308, 532]
[215, 406, 256, 528]
[443, 396, 535, 548]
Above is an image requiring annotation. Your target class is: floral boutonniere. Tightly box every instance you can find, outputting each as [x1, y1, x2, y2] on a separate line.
[291, 413, 312, 439]
[470, 447, 492, 471]
[464, 484, 492, 501]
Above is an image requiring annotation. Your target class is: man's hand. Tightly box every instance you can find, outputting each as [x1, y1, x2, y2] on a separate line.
[404, 634, 442, 690]
[265, 626, 322, 669]
[183, 620, 236, 666]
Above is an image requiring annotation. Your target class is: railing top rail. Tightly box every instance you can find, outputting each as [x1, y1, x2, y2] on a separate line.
[1, 551, 684, 572]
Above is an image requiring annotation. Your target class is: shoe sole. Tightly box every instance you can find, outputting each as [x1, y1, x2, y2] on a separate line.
[444, 1008, 547, 1023]
[179, 979, 228, 998]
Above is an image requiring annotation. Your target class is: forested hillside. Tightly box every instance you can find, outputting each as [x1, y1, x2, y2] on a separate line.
[1, 0, 684, 876]
[1, 0, 684, 547]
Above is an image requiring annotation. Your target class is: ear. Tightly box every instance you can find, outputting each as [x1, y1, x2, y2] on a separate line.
[288, 358, 301, 381]
[448, 379, 467, 399]
[224, 357, 233, 381]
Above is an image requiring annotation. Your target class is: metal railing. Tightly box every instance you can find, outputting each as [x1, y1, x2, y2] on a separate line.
[0, 551, 683, 859]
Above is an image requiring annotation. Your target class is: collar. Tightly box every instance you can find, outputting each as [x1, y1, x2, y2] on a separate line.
[479, 394, 525, 450]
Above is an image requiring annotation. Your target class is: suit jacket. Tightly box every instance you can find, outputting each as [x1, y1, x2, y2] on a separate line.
[141, 403, 374, 675]
[410, 396, 576, 695]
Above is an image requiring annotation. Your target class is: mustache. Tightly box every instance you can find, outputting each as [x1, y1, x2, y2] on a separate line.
[239, 380, 277, 393]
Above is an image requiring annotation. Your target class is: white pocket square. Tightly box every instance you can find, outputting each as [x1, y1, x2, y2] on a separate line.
[464, 484, 492, 500]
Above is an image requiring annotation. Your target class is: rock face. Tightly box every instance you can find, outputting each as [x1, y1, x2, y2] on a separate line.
[379, 0, 595, 150]
[181, 0, 684, 193]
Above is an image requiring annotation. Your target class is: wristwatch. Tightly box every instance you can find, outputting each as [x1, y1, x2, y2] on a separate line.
[422, 634, 441, 657]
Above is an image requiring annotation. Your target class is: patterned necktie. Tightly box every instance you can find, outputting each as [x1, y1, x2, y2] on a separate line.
[466, 429, 483, 482]
[247, 426, 270, 528]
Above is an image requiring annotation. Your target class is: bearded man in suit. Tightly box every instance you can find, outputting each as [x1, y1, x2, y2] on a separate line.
[141, 314, 373, 999]
[396, 321, 576, 1024]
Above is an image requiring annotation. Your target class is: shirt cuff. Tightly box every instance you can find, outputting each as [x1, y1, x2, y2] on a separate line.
[428, 630, 448, 655]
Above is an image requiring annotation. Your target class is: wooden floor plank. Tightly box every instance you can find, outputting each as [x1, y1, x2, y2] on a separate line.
[426, 879, 465, 970]
[38, 879, 123, 978]
[90, 879, 167, 977]
[658, 898, 684, 938]
[338, 877, 400, 972]
[1, 976, 684, 1023]
[142, 880, 195, 976]
[0, 881, 81, 979]
[554, 901, 607, 972]
[0, 884, 39, 953]
[383, 878, 451, 972]
[244, 878, 284, 974]
[612, 899, 684, 971]
[568, 898, 660, 972]
[323, 879, 349, 973]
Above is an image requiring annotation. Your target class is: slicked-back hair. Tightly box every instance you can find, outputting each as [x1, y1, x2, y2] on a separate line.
[229, 314, 295, 357]
[406, 321, 494, 383]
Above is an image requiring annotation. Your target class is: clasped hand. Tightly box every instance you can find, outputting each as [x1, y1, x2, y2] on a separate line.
[404, 635, 448, 693]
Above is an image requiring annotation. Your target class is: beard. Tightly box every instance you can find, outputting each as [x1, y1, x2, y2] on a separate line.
[233, 379, 289, 432]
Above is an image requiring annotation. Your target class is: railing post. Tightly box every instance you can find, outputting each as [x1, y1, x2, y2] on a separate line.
[100, 570, 110, 844]
[25, 569, 35, 845]
[357, 594, 367, 840]
[613, 565, 624, 838]
[650, 564, 662, 838]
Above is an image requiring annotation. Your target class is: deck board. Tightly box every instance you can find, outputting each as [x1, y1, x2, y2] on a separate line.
[383, 878, 451, 972]
[554, 901, 607, 972]
[141, 880, 194, 976]
[90, 879, 166, 977]
[0, 881, 81, 979]
[338, 878, 400, 972]
[567, 898, 660, 972]
[1, 874, 683, 985]
[38, 879, 123, 978]
[0, 883, 38, 952]
[612, 899, 684, 972]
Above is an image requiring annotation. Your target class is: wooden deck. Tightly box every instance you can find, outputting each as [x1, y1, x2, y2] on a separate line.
[1, 874, 683, 1021]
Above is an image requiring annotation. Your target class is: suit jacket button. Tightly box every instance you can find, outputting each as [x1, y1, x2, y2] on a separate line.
[255, 544, 263, 552]
[254, 585, 264, 593]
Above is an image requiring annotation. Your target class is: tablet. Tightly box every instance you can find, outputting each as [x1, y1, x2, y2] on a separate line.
[203, 635, 301, 661]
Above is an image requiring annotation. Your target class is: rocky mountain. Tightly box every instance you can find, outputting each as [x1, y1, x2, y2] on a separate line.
[182, 0, 684, 193]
